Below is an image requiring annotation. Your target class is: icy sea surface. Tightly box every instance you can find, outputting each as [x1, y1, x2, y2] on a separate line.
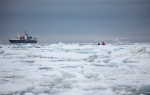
[0, 43, 150, 95]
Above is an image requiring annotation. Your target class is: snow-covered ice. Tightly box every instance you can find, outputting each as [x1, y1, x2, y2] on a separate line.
[0, 42, 150, 95]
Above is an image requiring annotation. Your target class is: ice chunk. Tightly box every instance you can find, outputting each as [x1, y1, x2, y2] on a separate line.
[83, 71, 98, 79]
[122, 58, 139, 63]
[61, 71, 76, 79]
[130, 46, 146, 54]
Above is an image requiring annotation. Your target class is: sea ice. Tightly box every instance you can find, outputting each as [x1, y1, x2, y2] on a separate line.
[0, 43, 150, 95]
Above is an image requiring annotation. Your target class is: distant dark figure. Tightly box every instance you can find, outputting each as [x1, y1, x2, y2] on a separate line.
[102, 42, 105, 46]
[98, 43, 100, 45]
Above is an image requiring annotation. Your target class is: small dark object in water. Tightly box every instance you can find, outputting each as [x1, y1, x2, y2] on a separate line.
[102, 42, 105, 46]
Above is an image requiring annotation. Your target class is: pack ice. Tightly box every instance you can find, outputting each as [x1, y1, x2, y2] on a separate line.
[0, 42, 150, 95]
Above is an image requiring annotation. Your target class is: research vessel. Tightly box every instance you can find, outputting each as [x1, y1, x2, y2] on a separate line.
[9, 31, 37, 43]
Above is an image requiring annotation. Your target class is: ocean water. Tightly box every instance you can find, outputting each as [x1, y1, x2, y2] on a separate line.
[0, 42, 150, 95]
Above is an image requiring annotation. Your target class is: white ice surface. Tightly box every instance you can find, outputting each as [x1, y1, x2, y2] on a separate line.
[0, 43, 150, 95]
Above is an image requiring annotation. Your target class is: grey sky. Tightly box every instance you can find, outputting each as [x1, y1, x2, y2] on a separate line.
[0, 0, 150, 43]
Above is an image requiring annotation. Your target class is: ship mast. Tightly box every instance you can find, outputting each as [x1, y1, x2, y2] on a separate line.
[25, 30, 26, 36]
[25, 30, 28, 37]
[18, 31, 19, 36]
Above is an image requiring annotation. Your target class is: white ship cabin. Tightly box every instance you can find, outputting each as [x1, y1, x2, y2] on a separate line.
[12, 32, 20, 40]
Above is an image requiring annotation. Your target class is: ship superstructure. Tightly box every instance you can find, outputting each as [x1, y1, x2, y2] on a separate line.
[9, 31, 37, 43]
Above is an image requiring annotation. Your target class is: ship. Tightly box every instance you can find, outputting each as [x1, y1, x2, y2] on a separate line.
[9, 31, 37, 43]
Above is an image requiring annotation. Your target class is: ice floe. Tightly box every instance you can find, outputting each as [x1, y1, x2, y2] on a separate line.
[0, 43, 150, 95]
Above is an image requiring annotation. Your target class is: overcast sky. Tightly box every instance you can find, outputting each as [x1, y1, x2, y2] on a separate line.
[0, 0, 150, 44]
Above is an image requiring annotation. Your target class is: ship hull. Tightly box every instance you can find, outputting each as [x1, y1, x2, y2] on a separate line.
[9, 40, 37, 43]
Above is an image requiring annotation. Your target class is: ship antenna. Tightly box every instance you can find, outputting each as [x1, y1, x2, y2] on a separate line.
[25, 30, 26, 35]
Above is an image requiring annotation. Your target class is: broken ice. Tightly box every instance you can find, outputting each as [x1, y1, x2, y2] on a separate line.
[0, 42, 150, 95]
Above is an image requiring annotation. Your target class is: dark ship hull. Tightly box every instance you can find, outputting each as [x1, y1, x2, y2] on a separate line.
[9, 40, 37, 43]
